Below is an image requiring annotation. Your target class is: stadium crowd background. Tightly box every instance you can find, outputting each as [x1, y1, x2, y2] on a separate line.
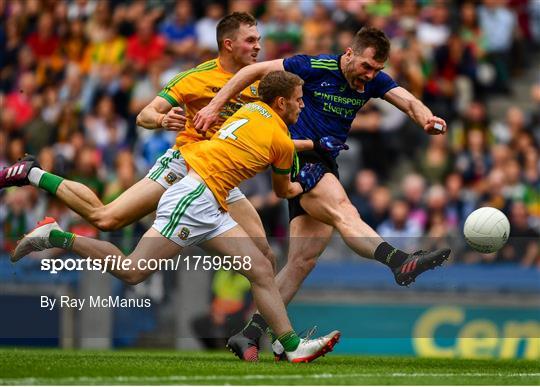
[1, 0, 539, 268]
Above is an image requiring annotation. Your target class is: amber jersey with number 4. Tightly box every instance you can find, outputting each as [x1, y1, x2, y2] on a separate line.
[181, 102, 294, 211]
[157, 58, 259, 150]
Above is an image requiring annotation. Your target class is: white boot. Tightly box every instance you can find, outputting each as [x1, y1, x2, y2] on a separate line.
[12, 217, 63, 262]
[285, 330, 340, 363]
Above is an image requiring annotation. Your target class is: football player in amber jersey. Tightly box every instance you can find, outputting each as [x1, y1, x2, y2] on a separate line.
[13, 71, 341, 363]
[0, 13, 282, 268]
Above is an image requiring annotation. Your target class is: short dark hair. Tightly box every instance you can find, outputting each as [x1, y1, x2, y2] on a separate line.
[216, 12, 257, 50]
[259, 71, 304, 105]
[351, 27, 390, 62]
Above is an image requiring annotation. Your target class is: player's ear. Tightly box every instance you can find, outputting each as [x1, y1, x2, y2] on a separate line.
[223, 38, 233, 53]
[344, 47, 354, 61]
[276, 96, 286, 110]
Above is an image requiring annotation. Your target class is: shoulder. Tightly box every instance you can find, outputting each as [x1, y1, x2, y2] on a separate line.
[176, 60, 218, 80]
[284, 54, 339, 73]
[283, 54, 339, 67]
[181, 59, 219, 79]
[308, 54, 339, 70]
[162, 60, 218, 88]
[367, 71, 398, 97]
[373, 70, 396, 83]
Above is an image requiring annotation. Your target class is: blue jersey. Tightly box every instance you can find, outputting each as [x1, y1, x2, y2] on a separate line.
[283, 54, 398, 145]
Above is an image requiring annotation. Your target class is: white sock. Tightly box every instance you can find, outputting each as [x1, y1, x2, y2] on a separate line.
[28, 168, 45, 187]
[272, 339, 285, 354]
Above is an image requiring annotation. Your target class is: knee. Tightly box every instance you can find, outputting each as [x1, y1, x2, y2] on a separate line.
[91, 208, 122, 231]
[245, 255, 274, 287]
[258, 243, 277, 273]
[248, 234, 277, 273]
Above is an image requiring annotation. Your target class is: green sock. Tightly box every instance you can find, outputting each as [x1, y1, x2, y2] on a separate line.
[49, 230, 76, 249]
[39, 173, 64, 195]
[278, 330, 300, 352]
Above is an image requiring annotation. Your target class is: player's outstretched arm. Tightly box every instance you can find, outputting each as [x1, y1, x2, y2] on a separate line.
[136, 96, 187, 131]
[194, 59, 285, 133]
[383, 86, 447, 135]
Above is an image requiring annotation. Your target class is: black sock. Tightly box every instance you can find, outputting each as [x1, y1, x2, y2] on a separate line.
[242, 313, 269, 340]
[374, 242, 409, 269]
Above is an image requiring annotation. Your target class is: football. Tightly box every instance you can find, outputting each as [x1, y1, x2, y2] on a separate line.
[463, 207, 511, 253]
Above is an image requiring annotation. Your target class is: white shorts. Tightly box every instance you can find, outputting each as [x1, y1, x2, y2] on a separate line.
[152, 175, 238, 247]
[146, 148, 246, 204]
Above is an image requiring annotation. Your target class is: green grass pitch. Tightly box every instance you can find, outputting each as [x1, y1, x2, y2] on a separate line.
[0, 348, 538, 385]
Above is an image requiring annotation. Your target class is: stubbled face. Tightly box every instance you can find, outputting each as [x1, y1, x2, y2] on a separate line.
[342, 46, 385, 91]
[282, 85, 304, 125]
[230, 24, 261, 67]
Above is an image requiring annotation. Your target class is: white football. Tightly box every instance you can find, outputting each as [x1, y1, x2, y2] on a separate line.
[463, 207, 510, 253]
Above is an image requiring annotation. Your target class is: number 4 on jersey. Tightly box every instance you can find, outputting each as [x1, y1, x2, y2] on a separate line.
[217, 118, 248, 140]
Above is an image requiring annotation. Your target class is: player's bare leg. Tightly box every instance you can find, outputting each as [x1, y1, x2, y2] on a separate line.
[201, 225, 290, 336]
[228, 198, 277, 272]
[300, 173, 384, 258]
[275, 215, 333, 305]
[12, 224, 180, 284]
[56, 177, 165, 231]
[300, 173, 450, 284]
[0, 155, 165, 232]
[69, 227, 180, 284]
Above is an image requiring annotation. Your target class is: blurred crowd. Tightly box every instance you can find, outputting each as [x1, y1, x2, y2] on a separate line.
[1, 0, 539, 267]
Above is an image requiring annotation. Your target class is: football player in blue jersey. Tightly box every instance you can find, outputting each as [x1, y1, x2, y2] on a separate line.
[194, 27, 451, 361]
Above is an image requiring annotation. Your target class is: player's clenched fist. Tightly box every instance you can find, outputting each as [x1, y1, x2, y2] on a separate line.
[424, 116, 447, 135]
[159, 107, 187, 131]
